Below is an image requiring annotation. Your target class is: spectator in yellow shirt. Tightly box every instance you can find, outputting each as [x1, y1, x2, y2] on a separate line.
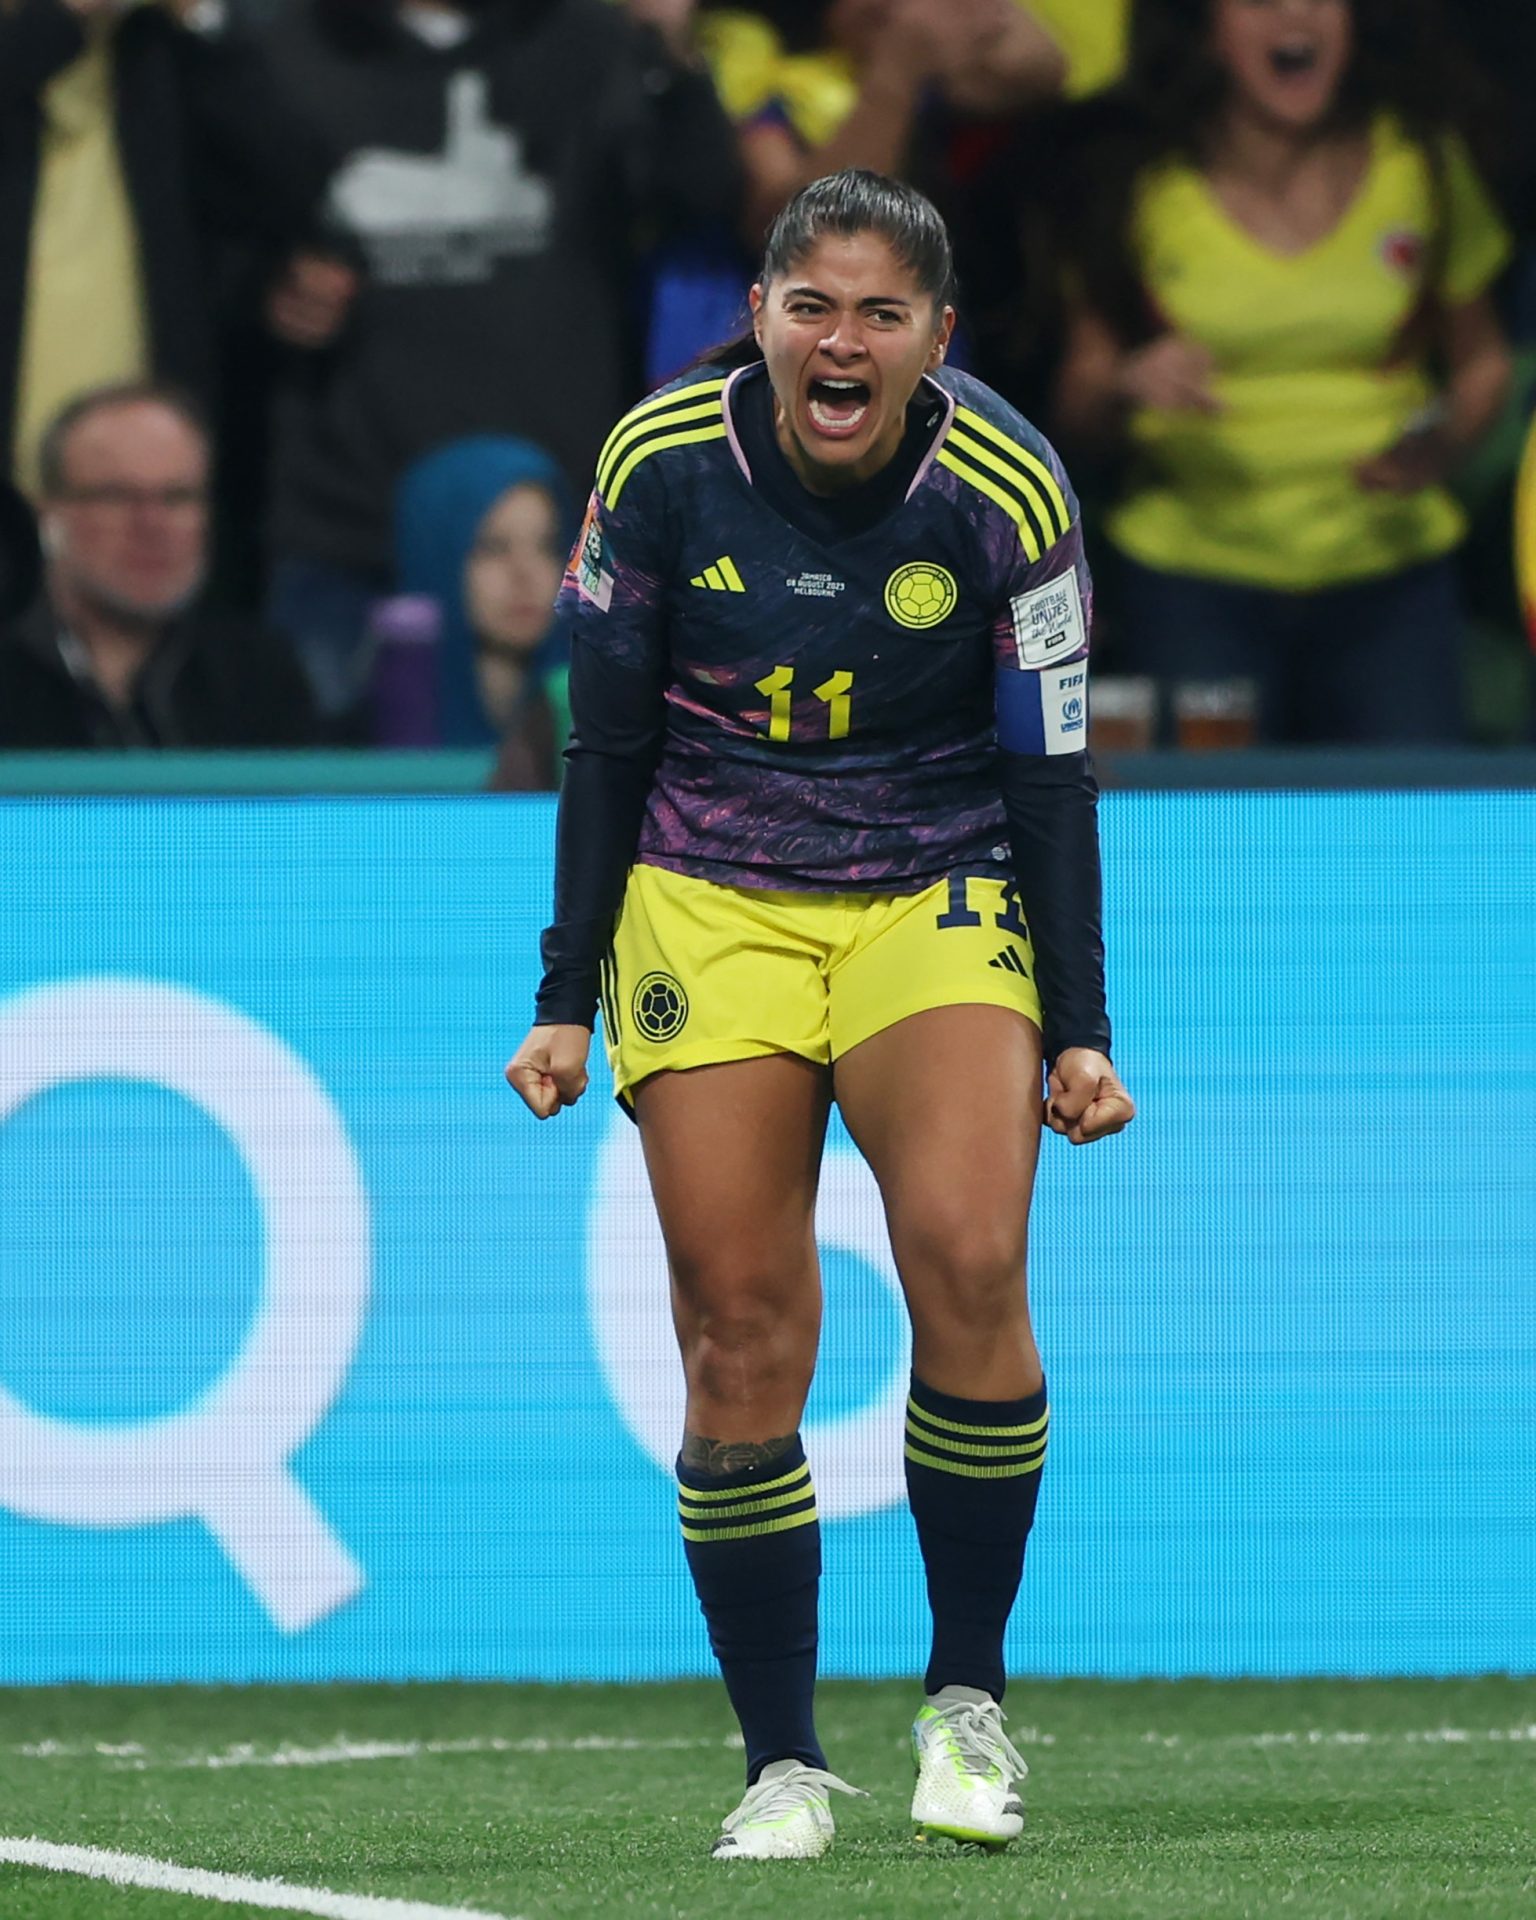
[1055, 0, 1513, 745]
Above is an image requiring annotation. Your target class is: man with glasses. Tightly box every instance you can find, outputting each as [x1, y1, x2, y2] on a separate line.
[0, 382, 315, 747]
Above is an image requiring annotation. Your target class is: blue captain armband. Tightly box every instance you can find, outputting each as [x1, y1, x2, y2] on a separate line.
[995, 660, 1090, 756]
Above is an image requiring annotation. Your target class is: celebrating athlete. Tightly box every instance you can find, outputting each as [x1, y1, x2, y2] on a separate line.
[507, 169, 1134, 1859]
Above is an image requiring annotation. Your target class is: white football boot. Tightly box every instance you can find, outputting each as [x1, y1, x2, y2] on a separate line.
[710, 1758, 866, 1860]
[910, 1685, 1028, 1849]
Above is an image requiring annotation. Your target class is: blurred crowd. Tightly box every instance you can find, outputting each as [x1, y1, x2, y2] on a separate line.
[2, 0, 1535, 767]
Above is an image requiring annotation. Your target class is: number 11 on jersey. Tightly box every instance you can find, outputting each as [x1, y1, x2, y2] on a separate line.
[754, 665, 855, 742]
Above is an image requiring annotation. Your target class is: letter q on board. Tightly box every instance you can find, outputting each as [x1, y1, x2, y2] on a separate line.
[0, 977, 370, 1633]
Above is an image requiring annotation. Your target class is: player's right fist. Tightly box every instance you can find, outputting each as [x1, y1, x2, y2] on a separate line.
[505, 1024, 593, 1118]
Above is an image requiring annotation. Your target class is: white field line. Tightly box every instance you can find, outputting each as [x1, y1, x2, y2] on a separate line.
[14, 1733, 745, 1771]
[0, 1837, 516, 1920]
[11, 1727, 1535, 1770]
[1139, 1726, 1536, 1750]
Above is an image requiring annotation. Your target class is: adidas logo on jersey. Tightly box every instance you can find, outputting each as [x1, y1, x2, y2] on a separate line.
[989, 948, 1030, 977]
[689, 556, 746, 592]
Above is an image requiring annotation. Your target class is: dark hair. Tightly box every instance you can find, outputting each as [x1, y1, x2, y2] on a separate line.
[1065, 0, 1503, 345]
[1128, 0, 1478, 162]
[36, 382, 210, 499]
[697, 169, 956, 368]
[762, 168, 957, 309]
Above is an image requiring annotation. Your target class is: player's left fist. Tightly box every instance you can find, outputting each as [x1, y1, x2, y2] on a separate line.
[1045, 1048, 1135, 1146]
[505, 1023, 592, 1119]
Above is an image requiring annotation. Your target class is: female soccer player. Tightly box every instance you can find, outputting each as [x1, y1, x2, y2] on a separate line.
[507, 169, 1133, 1859]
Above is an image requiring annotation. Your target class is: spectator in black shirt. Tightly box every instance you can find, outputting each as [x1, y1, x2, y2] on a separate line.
[0, 383, 316, 748]
[259, 0, 743, 727]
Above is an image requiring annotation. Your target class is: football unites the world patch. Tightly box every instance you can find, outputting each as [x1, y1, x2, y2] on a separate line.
[1010, 567, 1086, 668]
[884, 562, 957, 630]
[631, 972, 689, 1042]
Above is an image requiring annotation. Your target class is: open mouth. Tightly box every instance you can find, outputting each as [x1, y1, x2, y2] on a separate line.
[806, 377, 871, 436]
[1269, 42, 1319, 77]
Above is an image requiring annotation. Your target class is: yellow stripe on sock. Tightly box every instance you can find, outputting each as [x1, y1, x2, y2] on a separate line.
[679, 1506, 819, 1544]
[904, 1441, 1046, 1480]
[678, 1482, 815, 1523]
[904, 1423, 1049, 1465]
[906, 1396, 1049, 1440]
[675, 1461, 810, 1503]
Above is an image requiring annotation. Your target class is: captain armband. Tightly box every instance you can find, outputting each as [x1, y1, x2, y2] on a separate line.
[996, 662, 1089, 756]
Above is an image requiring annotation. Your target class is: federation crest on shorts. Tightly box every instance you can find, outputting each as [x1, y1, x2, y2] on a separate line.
[884, 562, 957, 630]
[632, 971, 689, 1042]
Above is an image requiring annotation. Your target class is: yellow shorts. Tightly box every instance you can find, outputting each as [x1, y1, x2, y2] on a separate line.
[601, 863, 1042, 1103]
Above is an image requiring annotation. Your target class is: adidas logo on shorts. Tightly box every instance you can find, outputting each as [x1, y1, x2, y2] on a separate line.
[988, 948, 1030, 977]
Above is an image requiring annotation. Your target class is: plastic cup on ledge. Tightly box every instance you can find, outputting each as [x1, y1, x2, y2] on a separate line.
[1172, 677, 1258, 751]
[1089, 675, 1158, 754]
[369, 595, 442, 747]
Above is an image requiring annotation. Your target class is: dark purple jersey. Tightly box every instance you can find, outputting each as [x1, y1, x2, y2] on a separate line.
[558, 363, 1092, 892]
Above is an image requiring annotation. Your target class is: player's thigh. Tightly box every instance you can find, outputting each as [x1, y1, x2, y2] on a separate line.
[828, 872, 1042, 1062]
[635, 1052, 832, 1347]
[833, 1003, 1044, 1311]
[605, 864, 831, 1107]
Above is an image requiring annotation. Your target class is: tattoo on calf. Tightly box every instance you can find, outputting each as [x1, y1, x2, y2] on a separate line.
[681, 1431, 798, 1477]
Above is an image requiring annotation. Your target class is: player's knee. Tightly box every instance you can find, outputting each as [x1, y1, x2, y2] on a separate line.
[899, 1209, 1028, 1334]
[676, 1278, 815, 1406]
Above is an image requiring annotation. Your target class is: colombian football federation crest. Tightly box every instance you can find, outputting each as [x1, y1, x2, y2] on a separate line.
[884, 562, 957, 630]
[631, 972, 689, 1042]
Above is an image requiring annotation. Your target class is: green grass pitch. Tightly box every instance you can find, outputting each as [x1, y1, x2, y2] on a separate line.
[0, 1678, 1531, 1919]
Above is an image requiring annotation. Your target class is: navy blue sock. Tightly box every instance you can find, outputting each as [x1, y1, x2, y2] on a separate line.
[677, 1436, 825, 1784]
[904, 1375, 1049, 1701]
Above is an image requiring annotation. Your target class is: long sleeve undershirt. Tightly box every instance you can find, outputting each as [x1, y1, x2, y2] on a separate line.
[534, 374, 1111, 1066]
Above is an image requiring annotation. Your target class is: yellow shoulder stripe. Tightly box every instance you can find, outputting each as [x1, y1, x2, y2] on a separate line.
[953, 406, 1071, 537]
[937, 448, 1044, 562]
[595, 379, 727, 496]
[947, 427, 1062, 550]
[607, 422, 729, 508]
